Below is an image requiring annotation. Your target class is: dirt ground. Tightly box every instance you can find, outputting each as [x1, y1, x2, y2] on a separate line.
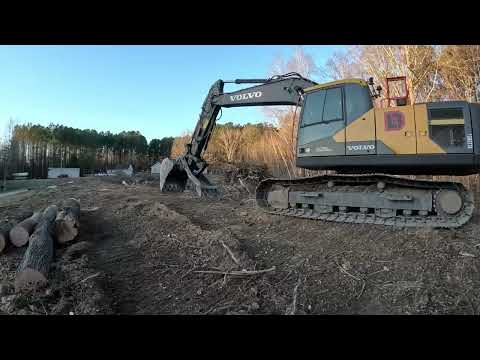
[1, 173, 480, 315]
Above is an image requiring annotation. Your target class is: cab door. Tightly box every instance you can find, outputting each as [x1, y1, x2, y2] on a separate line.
[297, 86, 346, 157]
[375, 106, 417, 155]
[342, 83, 376, 155]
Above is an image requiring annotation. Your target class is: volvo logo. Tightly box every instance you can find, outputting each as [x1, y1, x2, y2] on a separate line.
[230, 91, 263, 101]
[347, 144, 375, 151]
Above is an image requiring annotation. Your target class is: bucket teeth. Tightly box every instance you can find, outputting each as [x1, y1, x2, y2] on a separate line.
[159, 157, 219, 198]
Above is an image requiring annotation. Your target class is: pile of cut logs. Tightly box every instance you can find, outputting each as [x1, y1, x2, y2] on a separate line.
[0, 198, 81, 292]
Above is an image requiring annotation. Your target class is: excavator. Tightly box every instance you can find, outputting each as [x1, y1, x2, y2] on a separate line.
[159, 72, 480, 228]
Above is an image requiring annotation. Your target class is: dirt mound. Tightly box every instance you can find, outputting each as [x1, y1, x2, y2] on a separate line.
[147, 202, 190, 223]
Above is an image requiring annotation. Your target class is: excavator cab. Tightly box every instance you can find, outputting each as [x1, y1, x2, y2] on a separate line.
[296, 78, 480, 176]
[297, 80, 375, 158]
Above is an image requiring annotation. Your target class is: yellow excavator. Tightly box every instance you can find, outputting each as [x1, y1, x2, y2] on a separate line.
[159, 73, 479, 228]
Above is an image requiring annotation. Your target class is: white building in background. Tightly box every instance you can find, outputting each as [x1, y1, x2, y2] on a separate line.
[107, 164, 134, 177]
[48, 168, 80, 178]
[151, 161, 161, 174]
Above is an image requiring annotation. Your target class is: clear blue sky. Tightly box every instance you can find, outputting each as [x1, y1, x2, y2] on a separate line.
[0, 45, 344, 142]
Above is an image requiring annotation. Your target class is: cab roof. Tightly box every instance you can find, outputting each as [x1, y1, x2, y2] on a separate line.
[304, 79, 369, 92]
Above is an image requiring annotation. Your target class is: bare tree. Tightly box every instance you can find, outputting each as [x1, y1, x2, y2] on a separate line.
[323, 45, 441, 104]
[438, 45, 480, 102]
[1, 118, 17, 191]
[262, 47, 320, 177]
[216, 126, 244, 164]
[322, 46, 366, 81]
[263, 46, 319, 120]
[170, 131, 192, 159]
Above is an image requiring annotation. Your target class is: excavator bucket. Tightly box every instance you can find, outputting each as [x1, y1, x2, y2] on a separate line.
[159, 157, 219, 198]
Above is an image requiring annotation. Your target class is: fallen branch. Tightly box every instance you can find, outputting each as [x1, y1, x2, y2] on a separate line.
[195, 266, 276, 276]
[286, 277, 302, 315]
[54, 271, 102, 292]
[205, 302, 235, 315]
[179, 267, 197, 281]
[78, 272, 100, 284]
[339, 265, 361, 281]
[326, 250, 353, 260]
[220, 239, 240, 265]
[367, 266, 389, 277]
[238, 177, 252, 195]
[240, 198, 256, 205]
[356, 281, 366, 299]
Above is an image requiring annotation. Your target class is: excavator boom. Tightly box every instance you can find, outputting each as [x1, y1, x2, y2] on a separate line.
[160, 73, 317, 196]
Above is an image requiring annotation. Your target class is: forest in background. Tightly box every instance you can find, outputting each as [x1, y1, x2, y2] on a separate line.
[0, 122, 174, 179]
[1, 45, 480, 183]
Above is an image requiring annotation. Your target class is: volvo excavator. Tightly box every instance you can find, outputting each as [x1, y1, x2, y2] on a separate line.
[159, 72, 480, 228]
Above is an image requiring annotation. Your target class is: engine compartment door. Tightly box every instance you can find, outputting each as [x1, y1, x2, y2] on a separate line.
[375, 106, 417, 154]
[415, 102, 473, 154]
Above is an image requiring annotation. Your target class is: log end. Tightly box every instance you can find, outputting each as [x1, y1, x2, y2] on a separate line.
[0, 233, 6, 253]
[55, 219, 79, 244]
[9, 227, 29, 247]
[14, 268, 48, 292]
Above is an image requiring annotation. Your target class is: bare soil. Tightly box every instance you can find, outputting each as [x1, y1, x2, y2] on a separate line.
[1, 174, 480, 315]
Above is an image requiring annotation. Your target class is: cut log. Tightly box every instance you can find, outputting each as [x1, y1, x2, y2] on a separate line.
[4, 209, 34, 224]
[9, 212, 41, 247]
[1, 211, 35, 253]
[55, 198, 80, 244]
[0, 223, 14, 253]
[15, 205, 58, 292]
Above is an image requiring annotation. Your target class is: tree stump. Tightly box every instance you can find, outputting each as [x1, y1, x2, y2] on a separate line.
[9, 212, 41, 247]
[55, 198, 80, 244]
[15, 205, 58, 292]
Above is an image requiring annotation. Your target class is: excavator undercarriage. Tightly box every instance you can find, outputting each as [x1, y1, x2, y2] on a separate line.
[256, 174, 474, 228]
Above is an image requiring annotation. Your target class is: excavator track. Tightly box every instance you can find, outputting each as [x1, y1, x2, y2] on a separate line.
[256, 174, 475, 228]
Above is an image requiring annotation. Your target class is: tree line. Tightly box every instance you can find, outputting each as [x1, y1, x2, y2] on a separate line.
[1, 122, 174, 179]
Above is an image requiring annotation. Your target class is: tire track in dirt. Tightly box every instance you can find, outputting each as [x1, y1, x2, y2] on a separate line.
[84, 199, 165, 314]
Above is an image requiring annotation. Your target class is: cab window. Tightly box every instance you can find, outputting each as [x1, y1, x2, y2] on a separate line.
[300, 86, 343, 127]
[301, 89, 326, 126]
[344, 83, 373, 124]
[323, 87, 343, 122]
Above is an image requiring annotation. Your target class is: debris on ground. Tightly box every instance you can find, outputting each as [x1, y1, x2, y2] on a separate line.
[1, 172, 480, 315]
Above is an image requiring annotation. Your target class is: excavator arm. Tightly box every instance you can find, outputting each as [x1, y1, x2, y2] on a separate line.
[160, 73, 317, 196]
